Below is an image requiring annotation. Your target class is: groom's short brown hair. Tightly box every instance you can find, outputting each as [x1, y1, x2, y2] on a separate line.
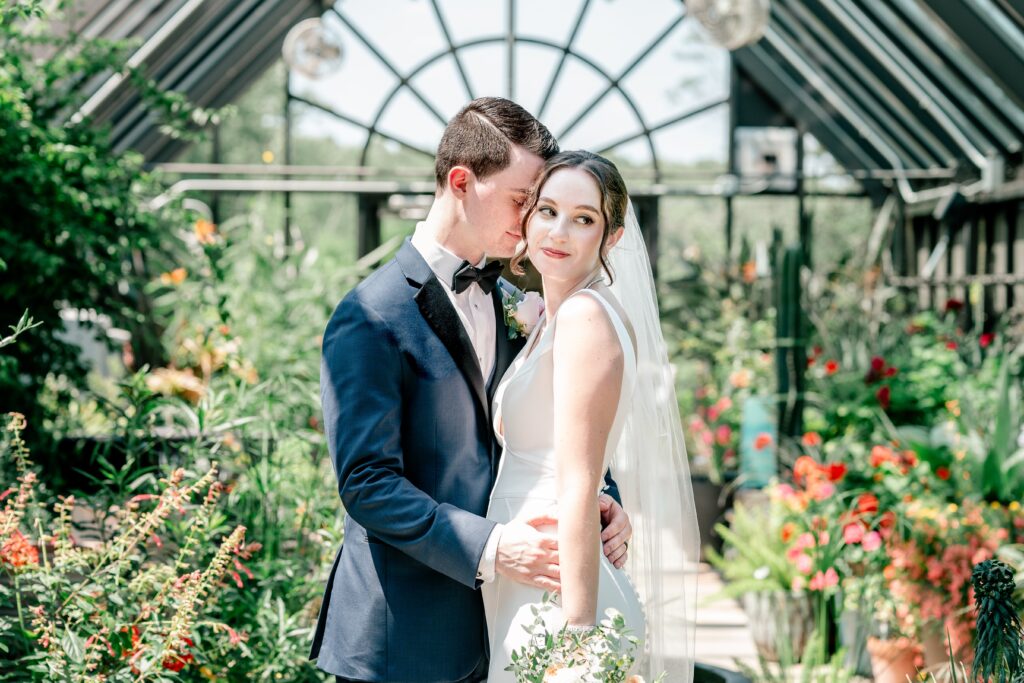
[435, 97, 558, 189]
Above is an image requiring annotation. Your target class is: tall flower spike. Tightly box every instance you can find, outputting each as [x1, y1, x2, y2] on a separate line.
[972, 558, 1024, 683]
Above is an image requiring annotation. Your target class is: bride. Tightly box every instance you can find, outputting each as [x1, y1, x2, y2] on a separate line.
[483, 151, 699, 680]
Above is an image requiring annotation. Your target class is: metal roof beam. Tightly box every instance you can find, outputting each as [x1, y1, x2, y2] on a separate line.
[820, 0, 994, 169]
[773, 0, 938, 169]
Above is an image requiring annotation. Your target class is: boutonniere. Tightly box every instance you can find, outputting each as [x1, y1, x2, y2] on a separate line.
[501, 290, 544, 340]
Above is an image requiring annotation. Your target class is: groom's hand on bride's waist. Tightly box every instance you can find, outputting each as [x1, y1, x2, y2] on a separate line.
[599, 494, 632, 569]
[495, 515, 561, 592]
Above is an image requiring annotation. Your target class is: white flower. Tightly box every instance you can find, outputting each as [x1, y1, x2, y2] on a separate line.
[512, 291, 545, 335]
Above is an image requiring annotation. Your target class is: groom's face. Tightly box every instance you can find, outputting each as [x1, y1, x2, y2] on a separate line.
[464, 144, 545, 259]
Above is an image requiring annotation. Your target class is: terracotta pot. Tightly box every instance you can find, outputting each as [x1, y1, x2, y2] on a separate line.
[866, 636, 920, 683]
[920, 620, 948, 670]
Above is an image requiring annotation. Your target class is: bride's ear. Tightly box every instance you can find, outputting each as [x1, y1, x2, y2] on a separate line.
[604, 225, 626, 251]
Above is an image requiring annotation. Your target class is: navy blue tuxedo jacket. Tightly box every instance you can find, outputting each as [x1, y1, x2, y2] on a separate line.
[310, 239, 620, 682]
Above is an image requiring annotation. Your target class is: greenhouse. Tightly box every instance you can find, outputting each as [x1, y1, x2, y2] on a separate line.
[2, 0, 1024, 680]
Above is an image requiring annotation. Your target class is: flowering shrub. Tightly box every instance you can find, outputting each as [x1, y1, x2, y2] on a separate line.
[0, 413, 253, 679]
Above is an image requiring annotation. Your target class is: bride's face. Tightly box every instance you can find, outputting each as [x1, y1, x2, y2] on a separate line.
[526, 168, 617, 284]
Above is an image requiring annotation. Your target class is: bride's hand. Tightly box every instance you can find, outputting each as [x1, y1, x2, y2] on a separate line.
[495, 515, 561, 592]
[598, 494, 632, 569]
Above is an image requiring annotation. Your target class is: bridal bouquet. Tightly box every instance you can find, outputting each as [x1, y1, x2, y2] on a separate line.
[505, 593, 658, 683]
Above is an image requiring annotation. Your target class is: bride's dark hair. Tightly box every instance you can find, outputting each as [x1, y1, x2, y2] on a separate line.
[510, 150, 629, 283]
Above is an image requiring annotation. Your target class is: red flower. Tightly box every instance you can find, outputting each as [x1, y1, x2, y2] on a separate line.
[870, 357, 886, 373]
[824, 360, 839, 376]
[812, 346, 823, 358]
[944, 299, 964, 313]
[946, 341, 958, 350]
[802, 432, 823, 448]
[807, 357, 817, 368]
[826, 462, 847, 482]
[754, 433, 773, 450]
[857, 493, 879, 517]
[162, 637, 195, 672]
[884, 367, 898, 378]
[980, 333, 995, 348]
[876, 385, 891, 410]
[936, 466, 951, 481]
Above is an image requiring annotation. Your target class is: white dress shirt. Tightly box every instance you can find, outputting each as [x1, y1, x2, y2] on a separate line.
[410, 223, 503, 583]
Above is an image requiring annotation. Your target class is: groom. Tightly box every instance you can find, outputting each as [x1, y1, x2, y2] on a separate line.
[310, 97, 633, 682]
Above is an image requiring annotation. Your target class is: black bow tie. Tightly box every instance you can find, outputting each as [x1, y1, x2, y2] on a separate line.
[452, 260, 503, 295]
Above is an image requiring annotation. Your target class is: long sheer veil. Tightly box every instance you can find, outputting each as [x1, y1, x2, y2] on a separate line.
[607, 200, 699, 680]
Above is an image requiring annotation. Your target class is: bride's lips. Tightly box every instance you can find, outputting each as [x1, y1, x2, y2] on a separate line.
[541, 247, 570, 259]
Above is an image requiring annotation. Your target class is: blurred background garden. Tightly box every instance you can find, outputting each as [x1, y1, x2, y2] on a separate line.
[2, 0, 1024, 680]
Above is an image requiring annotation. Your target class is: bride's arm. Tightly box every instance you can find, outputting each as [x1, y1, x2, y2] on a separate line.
[552, 294, 625, 627]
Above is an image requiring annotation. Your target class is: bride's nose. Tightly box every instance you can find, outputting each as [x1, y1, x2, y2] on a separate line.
[549, 217, 570, 241]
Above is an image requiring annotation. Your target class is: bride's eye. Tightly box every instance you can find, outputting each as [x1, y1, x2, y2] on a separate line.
[539, 206, 556, 217]
[576, 214, 595, 225]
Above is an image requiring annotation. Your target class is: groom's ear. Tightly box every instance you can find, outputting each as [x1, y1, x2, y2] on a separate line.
[448, 166, 472, 198]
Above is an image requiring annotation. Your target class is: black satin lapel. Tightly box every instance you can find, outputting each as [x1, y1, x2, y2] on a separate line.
[489, 291, 520, 402]
[415, 277, 488, 413]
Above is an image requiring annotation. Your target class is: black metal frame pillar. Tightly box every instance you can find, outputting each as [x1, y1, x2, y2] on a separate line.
[725, 56, 739, 268]
[632, 195, 660, 280]
[283, 72, 293, 248]
[357, 193, 384, 257]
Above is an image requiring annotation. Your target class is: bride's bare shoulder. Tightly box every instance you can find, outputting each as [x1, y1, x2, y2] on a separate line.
[552, 291, 623, 362]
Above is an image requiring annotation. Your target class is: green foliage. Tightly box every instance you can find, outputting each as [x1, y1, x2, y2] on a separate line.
[971, 559, 1024, 683]
[0, 2, 227, 449]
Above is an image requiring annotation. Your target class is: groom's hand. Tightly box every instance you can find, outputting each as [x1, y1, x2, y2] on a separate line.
[599, 494, 632, 569]
[495, 515, 561, 592]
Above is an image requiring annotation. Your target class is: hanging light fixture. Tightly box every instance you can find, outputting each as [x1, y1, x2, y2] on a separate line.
[282, 18, 344, 79]
[686, 0, 771, 50]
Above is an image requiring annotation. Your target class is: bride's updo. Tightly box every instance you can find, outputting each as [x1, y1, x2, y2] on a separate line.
[511, 150, 629, 282]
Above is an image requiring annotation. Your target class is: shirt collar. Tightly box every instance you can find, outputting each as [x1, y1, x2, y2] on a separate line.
[410, 222, 487, 291]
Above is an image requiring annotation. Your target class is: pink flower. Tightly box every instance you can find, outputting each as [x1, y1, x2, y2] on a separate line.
[808, 567, 839, 591]
[795, 553, 814, 575]
[707, 406, 720, 422]
[862, 531, 882, 552]
[715, 425, 733, 446]
[511, 292, 545, 334]
[818, 530, 830, 546]
[795, 532, 816, 551]
[791, 576, 806, 592]
[715, 397, 733, 412]
[843, 523, 864, 545]
[811, 482, 835, 501]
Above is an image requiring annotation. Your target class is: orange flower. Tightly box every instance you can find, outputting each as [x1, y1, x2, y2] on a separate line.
[793, 455, 819, 486]
[802, 432, 823, 448]
[742, 260, 757, 284]
[754, 433, 773, 450]
[194, 219, 218, 245]
[1, 530, 38, 569]
[780, 522, 797, 543]
[160, 267, 187, 286]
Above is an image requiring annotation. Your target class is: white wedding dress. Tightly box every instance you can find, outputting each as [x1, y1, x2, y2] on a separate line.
[483, 288, 646, 681]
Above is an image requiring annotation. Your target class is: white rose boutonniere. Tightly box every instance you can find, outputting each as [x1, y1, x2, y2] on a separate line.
[502, 290, 544, 340]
